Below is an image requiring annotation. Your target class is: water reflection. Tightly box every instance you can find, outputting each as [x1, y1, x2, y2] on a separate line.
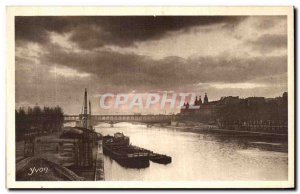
[96, 122, 288, 181]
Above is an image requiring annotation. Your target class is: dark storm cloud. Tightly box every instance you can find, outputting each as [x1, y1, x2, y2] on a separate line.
[254, 16, 286, 29]
[40, 43, 287, 91]
[15, 16, 288, 113]
[248, 34, 287, 52]
[15, 17, 74, 43]
[15, 16, 245, 48]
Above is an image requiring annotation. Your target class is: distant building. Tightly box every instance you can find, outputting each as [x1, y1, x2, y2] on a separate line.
[198, 96, 202, 105]
[180, 93, 216, 122]
[179, 92, 288, 128]
[219, 96, 240, 105]
[245, 97, 265, 106]
[204, 93, 209, 104]
[282, 92, 288, 100]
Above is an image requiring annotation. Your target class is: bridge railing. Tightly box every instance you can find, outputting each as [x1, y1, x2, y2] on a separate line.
[64, 114, 176, 123]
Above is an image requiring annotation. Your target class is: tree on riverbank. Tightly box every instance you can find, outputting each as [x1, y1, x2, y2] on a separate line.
[216, 93, 288, 123]
[15, 106, 64, 141]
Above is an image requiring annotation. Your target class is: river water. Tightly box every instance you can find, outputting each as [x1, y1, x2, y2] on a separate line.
[95, 122, 288, 181]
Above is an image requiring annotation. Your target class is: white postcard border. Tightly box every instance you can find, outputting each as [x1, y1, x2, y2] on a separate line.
[6, 6, 294, 189]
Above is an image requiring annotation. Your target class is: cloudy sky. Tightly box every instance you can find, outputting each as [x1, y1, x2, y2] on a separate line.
[15, 16, 287, 114]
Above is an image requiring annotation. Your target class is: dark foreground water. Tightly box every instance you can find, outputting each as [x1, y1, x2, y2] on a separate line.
[95, 123, 288, 181]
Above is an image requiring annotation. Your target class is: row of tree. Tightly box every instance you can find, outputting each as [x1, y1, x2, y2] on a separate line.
[216, 97, 288, 124]
[16, 106, 64, 141]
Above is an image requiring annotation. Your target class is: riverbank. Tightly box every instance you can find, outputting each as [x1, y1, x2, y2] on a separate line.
[16, 129, 105, 181]
[165, 123, 288, 152]
[166, 123, 288, 138]
[16, 157, 84, 181]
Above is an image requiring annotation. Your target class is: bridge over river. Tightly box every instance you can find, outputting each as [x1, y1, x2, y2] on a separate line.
[64, 114, 177, 126]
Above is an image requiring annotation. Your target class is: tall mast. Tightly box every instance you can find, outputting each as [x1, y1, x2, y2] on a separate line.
[89, 100, 92, 130]
[89, 100, 91, 116]
[83, 88, 88, 129]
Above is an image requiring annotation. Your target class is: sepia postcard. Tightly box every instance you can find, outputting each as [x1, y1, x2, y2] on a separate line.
[6, 6, 294, 189]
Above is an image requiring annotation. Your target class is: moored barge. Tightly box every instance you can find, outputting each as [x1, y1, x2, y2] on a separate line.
[103, 133, 150, 168]
[149, 154, 172, 164]
[102, 132, 172, 168]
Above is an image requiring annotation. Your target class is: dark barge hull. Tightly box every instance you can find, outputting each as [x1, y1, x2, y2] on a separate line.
[150, 155, 172, 164]
[103, 145, 150, 168]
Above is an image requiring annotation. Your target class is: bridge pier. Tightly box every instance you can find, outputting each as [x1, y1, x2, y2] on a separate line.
[160, 123, 165, 127]
[109, 121, 114, 128]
